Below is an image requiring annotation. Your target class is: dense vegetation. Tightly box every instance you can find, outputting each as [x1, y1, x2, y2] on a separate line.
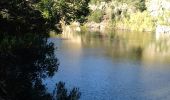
[87, 0, 170, 32]
[0, 0, 90, 34]
[90, 0, 146, 11]
[0, 0, 90, 100]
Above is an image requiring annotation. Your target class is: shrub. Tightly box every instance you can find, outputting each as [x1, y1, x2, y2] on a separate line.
[113, 0, 146, 11]
[114, 11, 155, 31]
[157, 10, 170, 26]
[88, 10, 104, 23]
[90, 0, 111, 4]
[121, 11, 155, 31]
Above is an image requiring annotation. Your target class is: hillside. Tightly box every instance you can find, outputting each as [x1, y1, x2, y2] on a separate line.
[85, 0, 170, 33]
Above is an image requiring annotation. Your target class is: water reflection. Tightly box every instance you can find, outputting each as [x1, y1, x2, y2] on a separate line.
[59, 30, 170, 63]
[48, 30, 170, 100]
[143, 38, 170, 63]
[0, 34, 59, 100]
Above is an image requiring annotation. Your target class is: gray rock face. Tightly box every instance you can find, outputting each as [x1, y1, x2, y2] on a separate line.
[146, 0, 170, 16]
[156, 25, 170, 39]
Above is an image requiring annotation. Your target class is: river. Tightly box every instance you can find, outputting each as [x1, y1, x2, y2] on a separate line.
[45, 30, 170, 100]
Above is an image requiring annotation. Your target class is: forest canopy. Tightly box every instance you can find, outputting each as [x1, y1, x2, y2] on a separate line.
[0, 0, 90, 34]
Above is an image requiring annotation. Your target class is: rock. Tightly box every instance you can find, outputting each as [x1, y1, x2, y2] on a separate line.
[146, 0, 170, 16]
[156, 25, 170, 39]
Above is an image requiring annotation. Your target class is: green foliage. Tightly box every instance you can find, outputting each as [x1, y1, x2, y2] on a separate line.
[37, 0, 57, 19]
[0, 33, 81, 100]
[0, 0, 90, 34]
[90, 0, 146, 11]
[53, 0, 90, 24]
[56, 82, 81, 100]
[0, 34, 58, 100]
[135, 0, 146, 12]
[88, 10, 103, 23]
[117, 11, 155, 31]
[90, 0, 111, 4]
[157, 10, 170, 26]
[0, 0, 89, 100]
[116, 0, 146, 11]
[88, 0, 151, 31]
[88, 0, 147, 23]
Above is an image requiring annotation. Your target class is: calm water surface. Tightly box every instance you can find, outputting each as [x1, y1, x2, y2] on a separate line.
[45, 31, 170, 100]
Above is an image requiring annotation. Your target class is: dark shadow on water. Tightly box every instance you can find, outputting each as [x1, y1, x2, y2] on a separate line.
[0, 33, 80, 100]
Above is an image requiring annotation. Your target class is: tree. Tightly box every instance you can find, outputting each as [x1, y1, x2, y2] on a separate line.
[0, 32, 82, 100]
[0, 0, 90, 100]
[0, 0, 90, 34]
[0, 33, 59, 100]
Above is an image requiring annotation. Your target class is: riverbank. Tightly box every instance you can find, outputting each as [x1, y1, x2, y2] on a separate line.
[84, 0, 170, 35]
[60, 0, 170, 40]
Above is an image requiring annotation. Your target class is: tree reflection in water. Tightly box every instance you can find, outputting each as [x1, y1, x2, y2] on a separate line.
[0, 34, 80, 100]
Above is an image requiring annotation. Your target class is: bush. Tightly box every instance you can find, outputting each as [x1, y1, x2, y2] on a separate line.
[118, 11, 155, 31]
[90, 0, 111, 4]
[88, 10, 104, 23]
[114, 0, 146, 11]
[157, 10, 170, 26]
